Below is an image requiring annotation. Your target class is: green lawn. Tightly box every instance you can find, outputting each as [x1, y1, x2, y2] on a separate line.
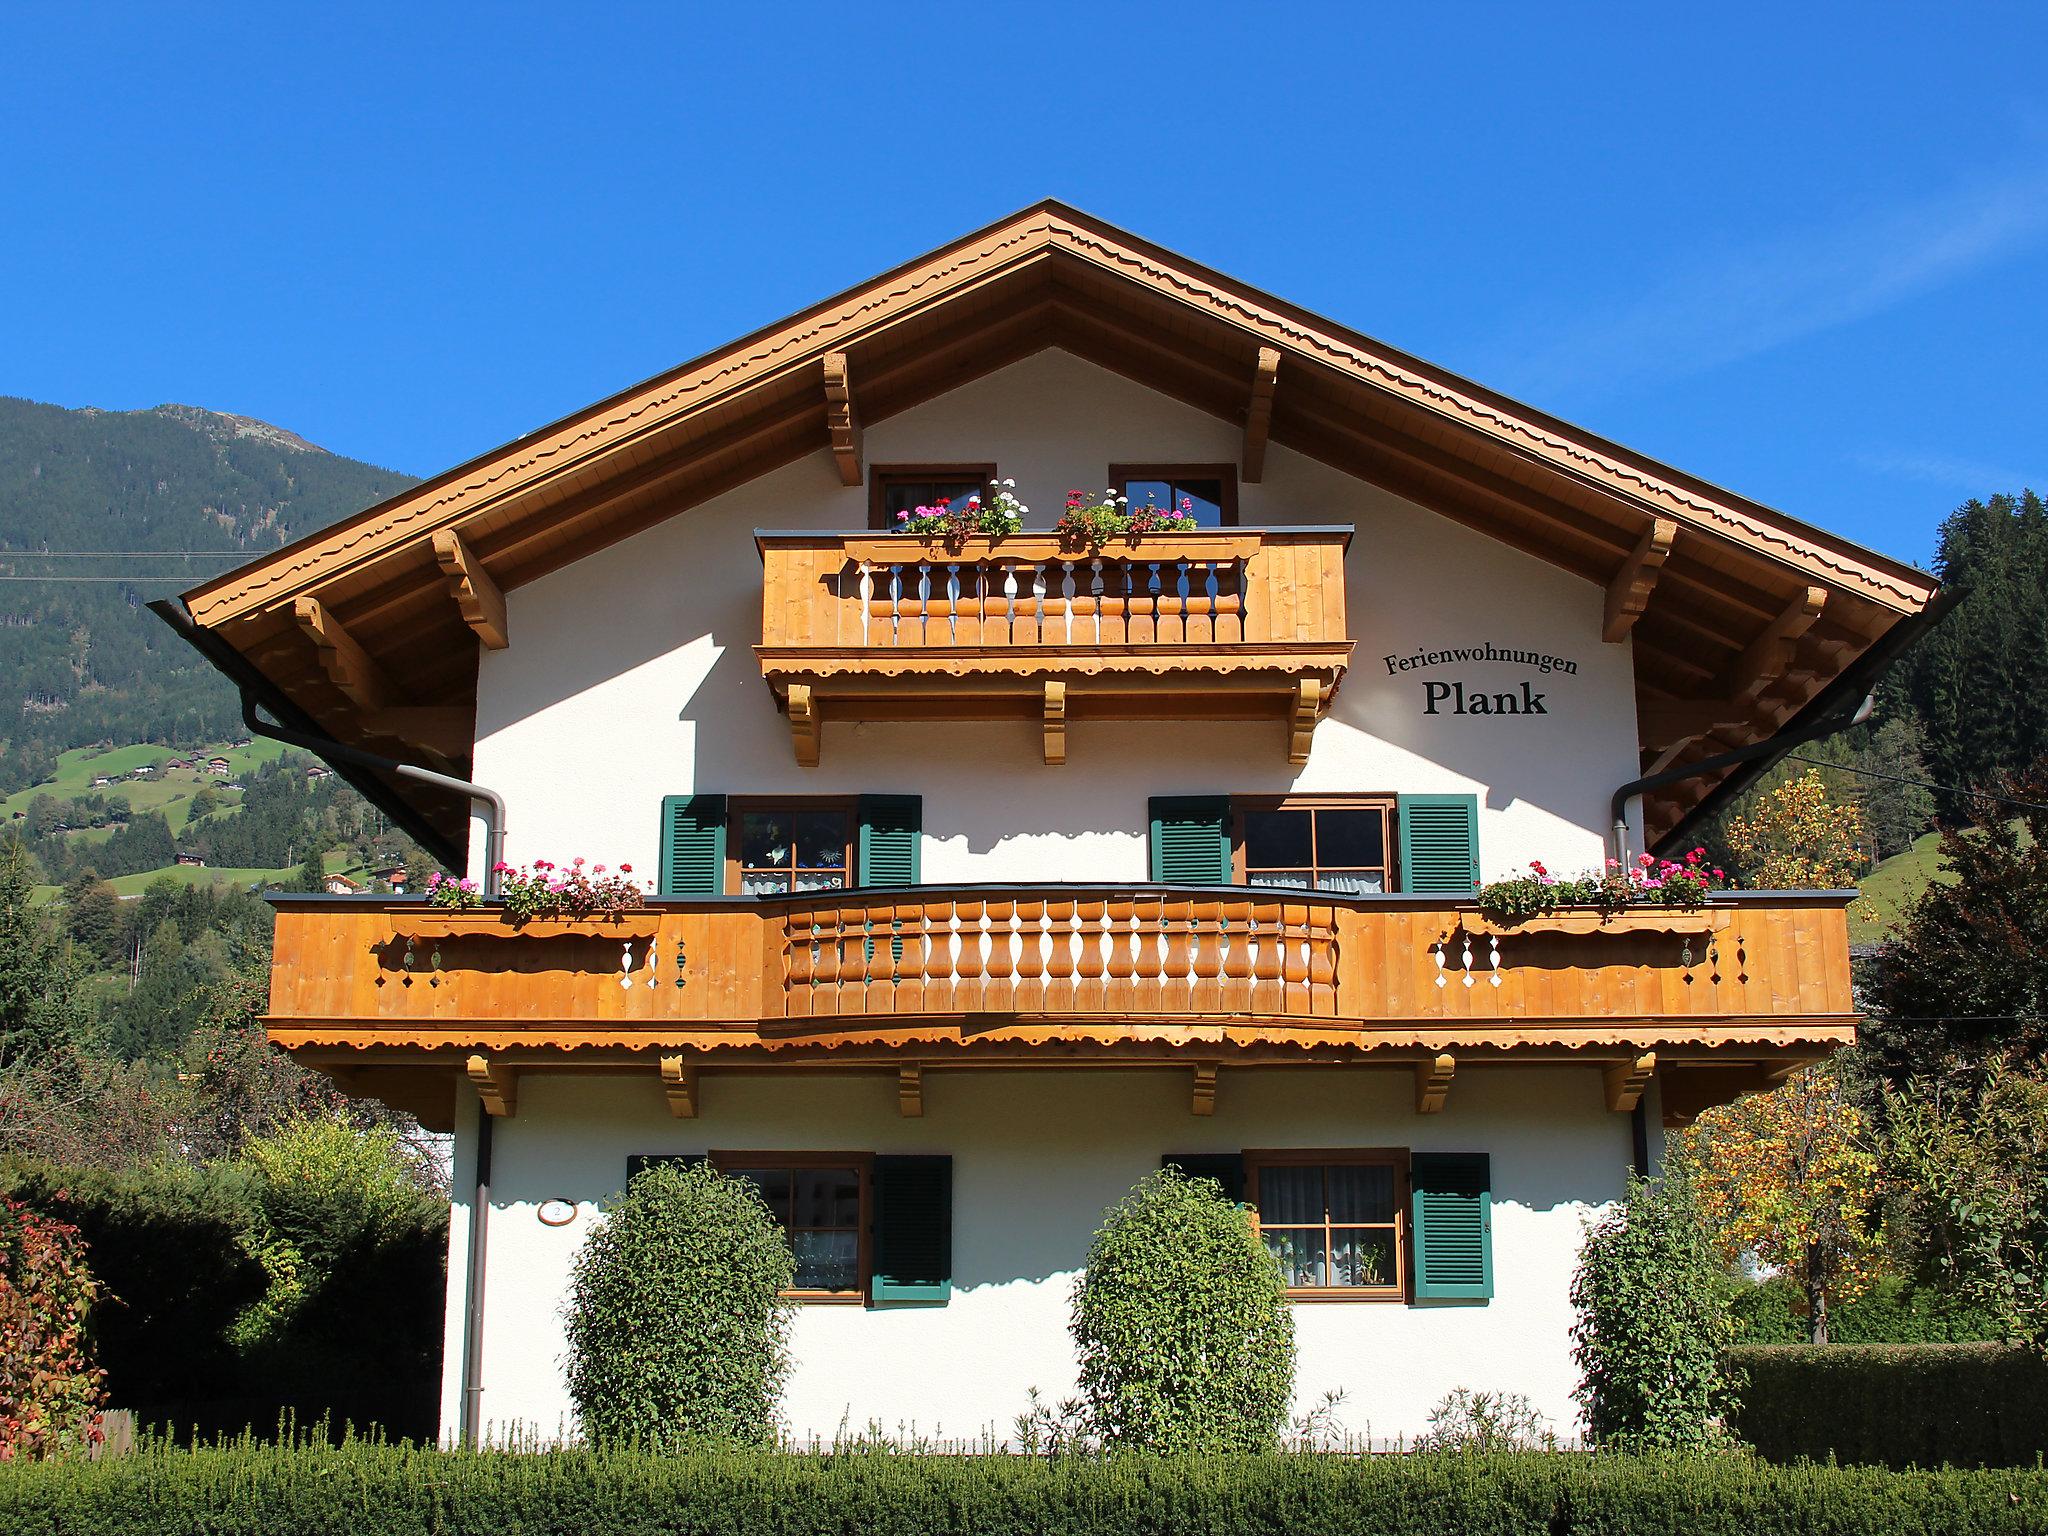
[3, 737, 288, 834]
[1848, 831, 1951, 943]
[33, 863, 299, 904]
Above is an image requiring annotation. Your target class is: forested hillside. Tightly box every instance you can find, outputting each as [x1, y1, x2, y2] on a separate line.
[0, 397, 415, 792]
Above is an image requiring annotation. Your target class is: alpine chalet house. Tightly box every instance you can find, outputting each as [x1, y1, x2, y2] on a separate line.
[161, 204, 1939, 1444]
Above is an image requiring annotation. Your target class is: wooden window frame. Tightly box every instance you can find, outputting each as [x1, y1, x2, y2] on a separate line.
[1231, 794, 1399, 894]
[1245, 1147, 1411, 1302]
[710, 1150, 874, 1304]
[867, 463, 999, 531]
[726, 795, 858, 897]
[1109, 462, 1240, 526]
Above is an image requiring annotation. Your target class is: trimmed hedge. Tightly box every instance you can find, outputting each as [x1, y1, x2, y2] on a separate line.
[1731, 1343, 2048, 1467]
[2, 1441, 2045, 1534]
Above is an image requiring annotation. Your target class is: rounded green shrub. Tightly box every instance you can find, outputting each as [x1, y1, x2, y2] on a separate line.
[563, 1162, 794, 1447]
[1570, 1171, 1739, 1450]
[1071, 1166, 1294, 1451]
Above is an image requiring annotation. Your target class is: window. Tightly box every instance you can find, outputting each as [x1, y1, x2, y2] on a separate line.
[1246, 1150, 1407, 1299]
[1110, 463, 1238, 527]
[868, 463, 998, 530]
[1235, 796, 1395, 895]
[728, 799, 854, 896]
[712, 1153, 870, 1299]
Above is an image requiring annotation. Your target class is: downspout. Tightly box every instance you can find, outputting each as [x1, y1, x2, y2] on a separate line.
[233, 692, 510, 898]
[460, 1101, 494, 1447]
[1608, 694, 1875, 865]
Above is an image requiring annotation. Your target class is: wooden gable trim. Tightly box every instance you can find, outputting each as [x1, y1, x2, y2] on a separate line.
[180, 203, 1934, 633]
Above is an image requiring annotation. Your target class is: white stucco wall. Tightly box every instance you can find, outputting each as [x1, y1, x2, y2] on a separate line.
[441, 1065, 1629, 1446]
[465, 350, 1644, 883]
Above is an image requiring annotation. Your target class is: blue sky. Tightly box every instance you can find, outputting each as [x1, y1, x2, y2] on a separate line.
[5, 4, 2044, 569]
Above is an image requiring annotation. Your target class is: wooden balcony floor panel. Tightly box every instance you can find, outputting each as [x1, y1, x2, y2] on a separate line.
[266, 1016, 1858, 1057]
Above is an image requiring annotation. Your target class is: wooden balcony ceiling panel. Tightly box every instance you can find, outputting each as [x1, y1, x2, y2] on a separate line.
[171, 203, 1935, 857]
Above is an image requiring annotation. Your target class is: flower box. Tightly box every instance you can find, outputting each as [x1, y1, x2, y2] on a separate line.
[391, 910, 657, 941]
[842, 531, 1262, 565]
[1473, 908, 1715, 937]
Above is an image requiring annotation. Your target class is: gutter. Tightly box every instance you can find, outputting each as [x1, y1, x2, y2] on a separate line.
[148, 598, 505, 888]
[1630, 585, 1961, 858]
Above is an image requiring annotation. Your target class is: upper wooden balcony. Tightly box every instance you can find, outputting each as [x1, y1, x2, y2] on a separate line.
[267, 889, 1856, 1120]
[754, 527, 1355, 764]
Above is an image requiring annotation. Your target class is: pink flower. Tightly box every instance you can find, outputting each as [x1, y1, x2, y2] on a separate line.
[426, 871, 441, 887]
[1638, 853, 1654, 867]
[620, 863, 633, 874]
[492, 862, 511, 874]
[1713, 868, 1725, 880]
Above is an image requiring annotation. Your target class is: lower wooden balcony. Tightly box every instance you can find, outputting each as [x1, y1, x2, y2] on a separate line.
[269, 888, 1856, 1077]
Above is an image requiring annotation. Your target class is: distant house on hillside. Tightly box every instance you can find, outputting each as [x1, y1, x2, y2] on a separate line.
[90, 776, 111, 788]
[323, 874, 366, 895]
[223, 780, 246, 792]
[367, 863, 409, 891]
[129, 765, 153, 778]
[208, 757, 231, 775]
[174, 853, 206, 868]
[305, 764, 333, 781]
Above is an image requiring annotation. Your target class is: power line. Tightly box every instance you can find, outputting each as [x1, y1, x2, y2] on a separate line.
[0, 574, 212, 583]
[1778, 752, 2048, 815]
[0, 550, 257, 557]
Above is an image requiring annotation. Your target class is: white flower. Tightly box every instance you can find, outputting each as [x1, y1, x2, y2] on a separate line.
[1003, 478, 1015, 488]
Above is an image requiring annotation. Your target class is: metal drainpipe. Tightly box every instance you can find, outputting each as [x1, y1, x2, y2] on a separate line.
[234, 694, 510, 896]
[460, 1101, 494, 1447]
[1607, 694, 1875, 865]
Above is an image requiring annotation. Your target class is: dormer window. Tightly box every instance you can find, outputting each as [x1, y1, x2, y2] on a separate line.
[1110, 463, 1238, 526]
[868, 463, 998, 530]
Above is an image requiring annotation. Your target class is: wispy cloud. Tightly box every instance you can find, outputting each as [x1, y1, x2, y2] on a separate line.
[1502, 164, 2048, 396]
[1852, 449, 2042, 495]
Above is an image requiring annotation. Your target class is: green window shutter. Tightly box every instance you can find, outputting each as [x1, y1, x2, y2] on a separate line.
[1161, 1153, 1245, 1205]
[871, 1155, 951, 1304]
[857, 795, 922, 888]
[1398, 793, 1480, 895]
[625, 1153, 706, 1185]
[1149, 796, 1232, 884]
[658, 794, 726, 896]
[1411, 1152, 1492, 1302]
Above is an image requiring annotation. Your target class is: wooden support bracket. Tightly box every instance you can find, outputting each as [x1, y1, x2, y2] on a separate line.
[1604, 1052, 1657, 1113]
[1603, 518, 1677, 642]
[1724, 588, 1825, 706]
[466, 1053, 517, 1117]
[1242, 346, 1279, 483]
[1288, 676, 1322, 766]
[659, 1055, 699, 1118]
[1191, 1061, 1219, 1116]
[898, 1062, 924, 1117]
[1415, 1053, 1456, 1114]
[823, 352, 862, 487]
[432, 528, 509, 650]
[292, 595, 393, 709]
[1042, 680, 1067, 765]
[788, 682, 820, 766]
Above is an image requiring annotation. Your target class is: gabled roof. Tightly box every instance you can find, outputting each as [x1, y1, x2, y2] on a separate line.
[166, 201, 1939, 857]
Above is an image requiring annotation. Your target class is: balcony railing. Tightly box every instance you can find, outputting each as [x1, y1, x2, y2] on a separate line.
[754, 528, 1355, 764]
[264, 888, 1857, 1053]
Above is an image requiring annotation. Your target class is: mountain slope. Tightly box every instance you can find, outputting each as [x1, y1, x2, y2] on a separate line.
[0, 397, 416, 789]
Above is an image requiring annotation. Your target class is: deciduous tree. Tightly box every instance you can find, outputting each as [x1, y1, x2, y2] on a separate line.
[1726, 768, 1867, 890]
[1677, 1064, 1887, 1344]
